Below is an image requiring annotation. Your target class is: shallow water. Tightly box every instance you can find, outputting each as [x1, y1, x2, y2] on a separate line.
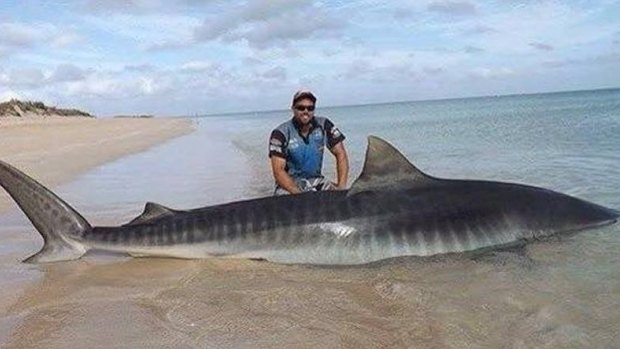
[1, 89, 619, 348]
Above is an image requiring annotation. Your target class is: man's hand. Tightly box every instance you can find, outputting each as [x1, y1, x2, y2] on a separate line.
[326, 181, 346, 191]
[334, 182, 347, 190]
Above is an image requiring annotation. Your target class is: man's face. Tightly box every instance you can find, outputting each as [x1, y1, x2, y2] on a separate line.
[292, 98, 315, 125]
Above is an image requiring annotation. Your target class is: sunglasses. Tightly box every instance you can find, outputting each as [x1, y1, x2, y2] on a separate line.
[294, 104, 315, 112]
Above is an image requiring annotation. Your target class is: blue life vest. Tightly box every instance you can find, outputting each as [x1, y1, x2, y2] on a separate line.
[270, 117, 331, 180]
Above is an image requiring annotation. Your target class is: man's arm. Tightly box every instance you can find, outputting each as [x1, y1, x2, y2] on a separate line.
[270, 156, 302, 194]
[269, 129, 301, 194]
[329, 142, 349, 190]
[322, 118, 348, 190]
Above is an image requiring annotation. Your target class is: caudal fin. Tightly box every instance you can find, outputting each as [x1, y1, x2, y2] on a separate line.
[0, 160, 91, 263]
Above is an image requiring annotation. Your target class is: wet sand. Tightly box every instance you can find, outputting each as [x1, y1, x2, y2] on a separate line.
[0, 117, 194, 212]
[2, 236, 619, 349]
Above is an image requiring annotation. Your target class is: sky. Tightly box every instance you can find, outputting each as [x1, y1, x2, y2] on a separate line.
[0, 0, 619, 116]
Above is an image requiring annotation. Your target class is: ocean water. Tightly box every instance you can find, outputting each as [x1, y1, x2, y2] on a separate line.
[0, 88, 619, 348]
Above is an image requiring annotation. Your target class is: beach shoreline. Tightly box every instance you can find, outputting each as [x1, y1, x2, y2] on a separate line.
[0, 116, 194, 212]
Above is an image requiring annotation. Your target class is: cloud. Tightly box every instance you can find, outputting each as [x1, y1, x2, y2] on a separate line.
[124, 64, 157, 73]
[0, 21, 82, 56]
[316, 46, 465, 86]
[50, 31, 83, 48]
[3, 63, 174, 101]
[82, 13, 199, 52]
[242, 56, 265, 67]
[457, 2, 615, 56]
[65, 78, 120, 97]
[427, 1, 477, 16]
[543, 51, 620, 68]
[2, 64, 89, 89]
[80, 0, 163, 14]
[467, 67, 515, 79]
[464, 24, 496, 35]
[80, 0, 219, 14]
[596, 51, 620, 63]
[138, 77, 163, 94]
[0, 90, 24, 102]
[65, 73, 174, 99]
[0, 22, 43, 48]
[393, 8, 415, 20]
[529, 42, 554, 51]
[424, 67, 444, 75]
[261, 66, 287, 81]
[464, 45, 485, 53]
[179, 60, 219, 73]
[5, 68, 46, 88]
[340, 59, 418, 83]
[193, 0, 346, 49]
[241, 0, 305, 22]
[193, 1, 306, 42]
[146, 40, 192, 51]
[49, 64, 89, 83]
[230, 12, 344, 49]
[0, 69, 8, 84]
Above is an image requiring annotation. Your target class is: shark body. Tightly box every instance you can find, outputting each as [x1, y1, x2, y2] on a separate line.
[0, 136, 617, 264]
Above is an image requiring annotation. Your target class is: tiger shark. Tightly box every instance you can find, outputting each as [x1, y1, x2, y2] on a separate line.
[0, 136, 617, 265]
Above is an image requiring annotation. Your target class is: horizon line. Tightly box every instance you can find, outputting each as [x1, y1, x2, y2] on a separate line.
[194, 85, 620, 118]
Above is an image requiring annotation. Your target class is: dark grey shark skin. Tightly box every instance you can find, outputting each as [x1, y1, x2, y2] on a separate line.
[0, 136, 617, 264]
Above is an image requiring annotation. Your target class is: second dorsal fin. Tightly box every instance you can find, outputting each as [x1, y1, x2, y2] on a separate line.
[125, 202, 174, 225]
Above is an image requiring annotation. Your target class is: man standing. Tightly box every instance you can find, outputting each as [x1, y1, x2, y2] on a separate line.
[269, 90, 349, 195]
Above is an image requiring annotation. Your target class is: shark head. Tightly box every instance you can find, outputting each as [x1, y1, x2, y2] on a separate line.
[347, 136, 619, 235]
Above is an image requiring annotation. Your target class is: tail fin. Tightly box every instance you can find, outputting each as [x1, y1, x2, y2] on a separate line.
[0, 160, 91, 263]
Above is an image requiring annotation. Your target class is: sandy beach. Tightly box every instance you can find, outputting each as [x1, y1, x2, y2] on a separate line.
[0, 117, 194, 213]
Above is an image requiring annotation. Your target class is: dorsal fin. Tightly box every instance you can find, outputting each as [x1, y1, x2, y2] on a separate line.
[347, 136, 434, 196]
[125, 202, 174, 226]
